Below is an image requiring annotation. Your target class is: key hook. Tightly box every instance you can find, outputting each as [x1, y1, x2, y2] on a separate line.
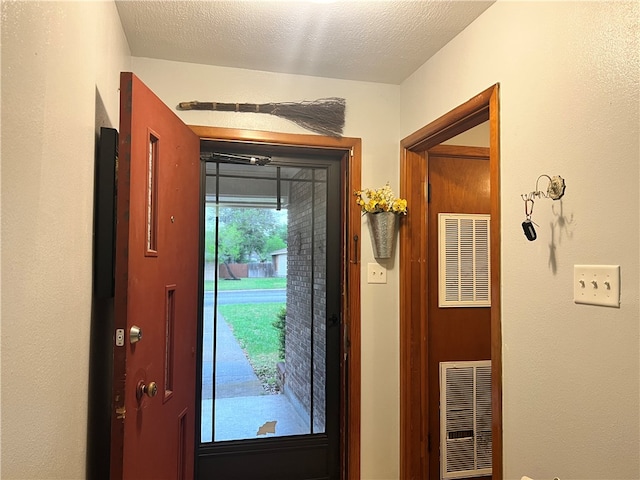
[521, 175, 566, 202]
[519, 174, 565, 242]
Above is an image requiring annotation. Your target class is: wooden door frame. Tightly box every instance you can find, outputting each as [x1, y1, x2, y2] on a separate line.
[189, 125, 362, 480]
[399, 84, 501, 479]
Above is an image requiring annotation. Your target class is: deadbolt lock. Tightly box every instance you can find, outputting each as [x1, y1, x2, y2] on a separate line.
[129, 325, 143, 344]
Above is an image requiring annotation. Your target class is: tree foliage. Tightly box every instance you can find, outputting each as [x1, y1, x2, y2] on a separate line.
[218, 224, 243, 263]
[263, 235, 286, 259]
[208, 207, 287, 263]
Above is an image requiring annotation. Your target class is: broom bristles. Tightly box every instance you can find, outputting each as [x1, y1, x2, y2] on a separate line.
[177, 98, 346, 137]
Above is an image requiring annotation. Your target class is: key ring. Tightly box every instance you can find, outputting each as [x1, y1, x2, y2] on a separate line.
[524, 198, 534, 221]
[522, 194, 537, 241]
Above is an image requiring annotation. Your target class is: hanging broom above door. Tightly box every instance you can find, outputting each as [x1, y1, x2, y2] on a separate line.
[177, 97, 346, 137]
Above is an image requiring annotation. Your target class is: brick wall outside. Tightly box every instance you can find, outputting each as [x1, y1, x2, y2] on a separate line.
[285, 168, 327, 432]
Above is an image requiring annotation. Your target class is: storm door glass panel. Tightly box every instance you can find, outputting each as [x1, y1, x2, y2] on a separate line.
[200, 161, 328, 443]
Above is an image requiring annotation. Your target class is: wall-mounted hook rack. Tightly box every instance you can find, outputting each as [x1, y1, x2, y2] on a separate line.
[520, 175, 566, 241]
[520, 174, 566, 202]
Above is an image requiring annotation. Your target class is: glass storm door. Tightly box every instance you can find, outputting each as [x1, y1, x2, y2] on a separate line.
[197, 151, 341, 480]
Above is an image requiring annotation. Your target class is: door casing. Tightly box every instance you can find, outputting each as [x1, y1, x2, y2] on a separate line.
[399, 84, 502, 479]
[189, 125, 362, 480]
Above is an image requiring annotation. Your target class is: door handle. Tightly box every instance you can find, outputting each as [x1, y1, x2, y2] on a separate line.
[129, 325, 143, 344]
[137, 381, 158, 399]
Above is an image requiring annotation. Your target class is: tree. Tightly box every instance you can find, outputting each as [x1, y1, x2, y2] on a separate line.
[262, 234, 286, 260]
[218, 224, 243, 263]
[218, 207, 286, 262]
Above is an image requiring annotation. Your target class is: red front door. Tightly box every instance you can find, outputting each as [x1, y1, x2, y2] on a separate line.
[110, 72, 200, 479]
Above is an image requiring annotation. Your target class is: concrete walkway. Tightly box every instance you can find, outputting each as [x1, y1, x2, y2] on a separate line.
[201, 307, 308, 443]
[202, 312, 263, 400]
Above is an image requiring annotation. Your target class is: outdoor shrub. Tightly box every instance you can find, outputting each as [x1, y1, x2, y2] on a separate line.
[273, 306, 286, 360]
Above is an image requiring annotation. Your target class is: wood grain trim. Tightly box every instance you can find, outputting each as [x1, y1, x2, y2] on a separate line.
[190, 125, 361, 480]
[489, 84, 503, 480]
[399, 148, 429, 480]
[400, 85, 494, 151]
[427, 145, 489, 159]
[346, 139, 362, 480]
[399, 84, 502, 479]
[190, 125, 358, 150]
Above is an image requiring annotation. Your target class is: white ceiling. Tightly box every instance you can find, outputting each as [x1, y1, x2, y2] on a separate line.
[115, 0, 494, 85]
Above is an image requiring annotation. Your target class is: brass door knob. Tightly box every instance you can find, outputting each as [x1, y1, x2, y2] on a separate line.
[138, 381, 158, 399]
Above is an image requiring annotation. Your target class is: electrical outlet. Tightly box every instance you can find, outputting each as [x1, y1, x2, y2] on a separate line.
[367, 263, 387, 284]
[574, 265, 620, 307]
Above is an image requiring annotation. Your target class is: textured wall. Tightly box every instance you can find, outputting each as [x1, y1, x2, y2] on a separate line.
[1, 1, 131, 478]
[401, 2, 640, 479]
[5, 2, 632, 479]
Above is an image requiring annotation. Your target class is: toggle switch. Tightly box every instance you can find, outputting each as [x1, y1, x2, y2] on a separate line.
[574, 265, 620, 307]
[367, 263, 387, 284]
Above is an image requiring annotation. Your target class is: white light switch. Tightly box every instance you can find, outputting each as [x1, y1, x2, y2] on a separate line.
[367, 263, 387, 284]
[574, 265, 620, 307]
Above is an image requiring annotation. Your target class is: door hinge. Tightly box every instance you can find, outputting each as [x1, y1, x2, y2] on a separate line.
[427, 183, 432, 203]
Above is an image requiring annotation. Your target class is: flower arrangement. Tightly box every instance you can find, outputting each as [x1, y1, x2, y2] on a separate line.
[354, 182, 407, 215]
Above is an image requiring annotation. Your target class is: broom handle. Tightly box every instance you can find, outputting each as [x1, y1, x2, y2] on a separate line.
[178, 101, 277, 114]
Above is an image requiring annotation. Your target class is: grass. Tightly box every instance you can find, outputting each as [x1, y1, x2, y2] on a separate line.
[218, 303, 285, 392]
[206, 277, 286, 292]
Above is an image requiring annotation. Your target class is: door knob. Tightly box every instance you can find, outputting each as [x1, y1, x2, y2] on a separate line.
[138, 381, 158, 399]
[129, 325, 143, 344]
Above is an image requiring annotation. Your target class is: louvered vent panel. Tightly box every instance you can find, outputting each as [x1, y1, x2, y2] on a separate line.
[440, 361, 492, 479]
[445, 367, 474, 473]
[475, 365, 493, 470]
[439, 214, 491, 307]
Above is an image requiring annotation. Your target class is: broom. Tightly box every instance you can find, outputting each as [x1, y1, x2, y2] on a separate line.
[177, 97, 346, 137]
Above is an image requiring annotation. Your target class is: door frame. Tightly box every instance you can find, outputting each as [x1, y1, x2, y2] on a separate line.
[189, 125, 362, 480]
[398, 84, 501, 479]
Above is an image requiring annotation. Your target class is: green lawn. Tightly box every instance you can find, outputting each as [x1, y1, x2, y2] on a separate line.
[218, 303, 285, 391]
[206, 277, 286, 292]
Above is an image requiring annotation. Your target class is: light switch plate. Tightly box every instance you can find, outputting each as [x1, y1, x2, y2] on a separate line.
[574, 265, 620, 307]
[367, 263, 387, 284]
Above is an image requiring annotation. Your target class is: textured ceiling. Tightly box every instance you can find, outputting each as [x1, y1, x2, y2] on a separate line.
[115, 1, 494, 85]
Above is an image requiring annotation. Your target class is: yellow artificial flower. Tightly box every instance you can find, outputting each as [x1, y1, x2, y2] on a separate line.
[353, 182, 407, 215]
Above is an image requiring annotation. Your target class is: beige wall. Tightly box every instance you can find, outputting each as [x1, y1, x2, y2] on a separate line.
[400, 1, 639, 479]
[131, 56, 402, 480]
[2, 1, 639, 479]
[1, 1, 131, 478]
[443, 121, 490, 147]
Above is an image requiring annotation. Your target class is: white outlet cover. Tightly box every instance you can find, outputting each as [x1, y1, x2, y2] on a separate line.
[574, 265, 620, 307]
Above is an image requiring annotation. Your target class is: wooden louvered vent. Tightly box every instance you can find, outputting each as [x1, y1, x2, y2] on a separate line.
[440, 361, 492, 479]
[438, 214, 490, 307]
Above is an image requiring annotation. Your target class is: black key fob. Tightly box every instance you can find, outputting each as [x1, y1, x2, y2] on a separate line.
[522, 220, 537, 241]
